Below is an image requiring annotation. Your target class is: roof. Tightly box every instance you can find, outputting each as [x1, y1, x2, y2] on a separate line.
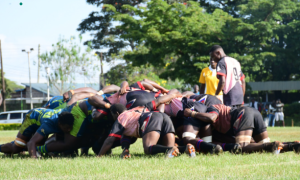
[247, 81, 300, 91]
[21, 83, 100, 96]
[0, 110, 30, 114]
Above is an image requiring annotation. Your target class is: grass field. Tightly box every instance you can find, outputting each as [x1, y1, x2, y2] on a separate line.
[0, 127, 300, 179]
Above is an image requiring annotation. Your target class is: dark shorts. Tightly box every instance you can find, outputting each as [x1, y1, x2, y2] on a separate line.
[139, 112, 175, 137]
[231, 107, 267, 136]
[19, 110, 40, 138]
[183, 117, 210, 129]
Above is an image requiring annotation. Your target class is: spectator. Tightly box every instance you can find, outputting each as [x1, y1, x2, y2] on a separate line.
[249, 97, 258, 110]
[275, 99, 285, 127]
[261, 104, 269, 127]
[199, 58, 223, 103]
[193, 85, 200, 95]
[268, 100, 276, 127]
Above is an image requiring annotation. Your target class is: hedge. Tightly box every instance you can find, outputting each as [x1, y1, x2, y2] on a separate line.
[0, 123, 21, 130]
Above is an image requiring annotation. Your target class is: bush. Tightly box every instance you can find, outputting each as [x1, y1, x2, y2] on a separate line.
[0, 123, 21, 130]
[284, 103, 300, 117]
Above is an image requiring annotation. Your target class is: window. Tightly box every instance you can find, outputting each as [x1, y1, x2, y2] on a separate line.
[0, 114, 8, 120]
[10, 113, 21, 119]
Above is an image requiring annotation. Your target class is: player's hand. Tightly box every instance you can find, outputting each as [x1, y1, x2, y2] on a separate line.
[184, 108, 192, 117]
[162, 89, 169, 94]
[118, 87, 127, 95]
[63, 91, 69, 102]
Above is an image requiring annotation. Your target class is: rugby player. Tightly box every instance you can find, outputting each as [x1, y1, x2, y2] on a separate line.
[210, 45, 246, 107]
[182, 105, 300, 153]
[0, 109, 74, 158]
[98, 93, 196, 158]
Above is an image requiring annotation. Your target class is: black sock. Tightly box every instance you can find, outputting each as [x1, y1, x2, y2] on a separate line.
[121, 137, 131, 150]
[221, 143, 237, 151]
[178, 146, 186, 153]
[148, 145, 173, 155]
[196, 140, 215, 152]
[175, 138, 184, 146]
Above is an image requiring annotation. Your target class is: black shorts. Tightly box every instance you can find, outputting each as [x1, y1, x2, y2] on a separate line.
[139, 112, 175, 137]
[231, 107, 267, 136]
[183, 117, 210, 129]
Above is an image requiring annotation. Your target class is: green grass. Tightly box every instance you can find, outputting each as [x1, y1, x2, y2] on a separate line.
[1, 128, 300, 179]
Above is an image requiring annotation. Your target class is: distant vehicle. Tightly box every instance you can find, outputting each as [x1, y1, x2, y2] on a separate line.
[0, 110, 30, 124]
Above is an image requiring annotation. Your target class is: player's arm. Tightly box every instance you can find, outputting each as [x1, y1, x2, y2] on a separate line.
[142, 79, 169, 93]
[200, 83, 205, 94]
[240, 72, 246, 96]
[101, 84, 120, 94]
[119, 81, 129, 95]
[27, 132, 46, 158]
[41, 133, 78, 152]
[98, 136, 117, 157]
[215, 75, 225, 95]
[63, 87, 98, 102]
[88, 95, 110, 109]
[67, 92, 95, 106]
[98, 121, 124, 156]
[199, 69, 206, 94]
[183, 108, 218, 123]
[153, 94, 178, 108]
[182, 91, 194, 98]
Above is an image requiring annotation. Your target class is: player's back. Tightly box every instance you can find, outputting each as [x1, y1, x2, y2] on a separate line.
[190, 94, 222, 107]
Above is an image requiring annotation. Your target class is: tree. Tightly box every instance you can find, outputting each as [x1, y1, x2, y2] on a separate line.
[77, 0, 146, 64]
[104, 0, 274, 86]
[39, 36, 99, 95]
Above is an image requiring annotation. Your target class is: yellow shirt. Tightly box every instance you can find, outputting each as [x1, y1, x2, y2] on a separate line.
[199, 66, 223, 95]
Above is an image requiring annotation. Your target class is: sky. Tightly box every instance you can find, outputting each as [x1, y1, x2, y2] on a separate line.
[0, 0, 117, 86]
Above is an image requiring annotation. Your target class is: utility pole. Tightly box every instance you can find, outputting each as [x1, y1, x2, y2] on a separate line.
[0, 40, 6, 111]
[37, 44, 40, 83]
[100, 52, 105, 89]
[22, 48, 34, 109]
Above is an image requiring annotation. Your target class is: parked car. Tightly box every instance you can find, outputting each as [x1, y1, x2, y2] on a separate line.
[0, 110, 30, 124]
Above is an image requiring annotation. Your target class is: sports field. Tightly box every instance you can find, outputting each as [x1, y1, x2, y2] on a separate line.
[0, 127, 300, 179]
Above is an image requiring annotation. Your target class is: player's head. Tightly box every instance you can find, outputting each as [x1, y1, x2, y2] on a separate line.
[210, 57, 217, 69]
[110, 104, 127, 121]
[58, 112, 74, 133]
[209, 45, 225, 62]
[193, 85, 199, 93]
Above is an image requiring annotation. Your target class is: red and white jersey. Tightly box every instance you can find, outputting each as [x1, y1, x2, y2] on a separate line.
[164, 97, 183, 117]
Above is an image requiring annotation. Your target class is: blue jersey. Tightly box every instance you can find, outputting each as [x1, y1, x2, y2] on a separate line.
[20, 108, 66, 137]
[43, 96, 67, 110]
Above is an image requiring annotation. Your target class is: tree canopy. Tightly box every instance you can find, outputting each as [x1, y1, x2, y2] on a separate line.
[80, 0, 300, 87]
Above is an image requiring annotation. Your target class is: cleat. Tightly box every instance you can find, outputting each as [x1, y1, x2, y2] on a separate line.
[210, 145, 223, 155]
[120, 149, 131, 159]
[292, 143, 300, 154]
[231, 144, 242, 154]
[165, 146, 179, 159]
[185, 144, 196, 158]
[271, 141, 283, 154]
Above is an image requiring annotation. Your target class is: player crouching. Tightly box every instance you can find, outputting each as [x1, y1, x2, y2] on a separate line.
[98, 93, 196, 158]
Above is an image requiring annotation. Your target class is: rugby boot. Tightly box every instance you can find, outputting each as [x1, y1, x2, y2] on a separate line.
[229, 143, 242, 154]
[185, 144, 196, 158]
[120, 149, 131, 159]
[263, 141, 283, 154]
[210, 144, 223, 155]
[165, 146, 180, 159]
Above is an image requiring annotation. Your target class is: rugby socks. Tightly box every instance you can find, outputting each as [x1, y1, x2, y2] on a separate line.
[221, 143, 236, 151]
[148, 145, 173, 155]
[121, 137, 131, 150]
[36, 144, 48, 153]
[196, 140, 216, 152]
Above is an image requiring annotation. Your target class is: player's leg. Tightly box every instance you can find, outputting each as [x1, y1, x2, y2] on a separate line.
[141, 112, 178, 156]
[182, 124, 222, 154]
[0, 132, 30, 154]
[198, 124, 212, 143]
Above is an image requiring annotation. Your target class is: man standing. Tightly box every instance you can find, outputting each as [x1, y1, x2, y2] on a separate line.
[275, 99, 285, 127]
[210, 45, 246, 107]
[249, 98, 258, 110]
[199, 58, 223, 103]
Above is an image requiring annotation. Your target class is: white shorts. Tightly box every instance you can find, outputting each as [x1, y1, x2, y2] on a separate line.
[275, 112, 284, 121]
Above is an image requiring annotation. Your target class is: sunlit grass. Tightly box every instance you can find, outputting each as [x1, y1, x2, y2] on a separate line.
[0, 128, 300, 179]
